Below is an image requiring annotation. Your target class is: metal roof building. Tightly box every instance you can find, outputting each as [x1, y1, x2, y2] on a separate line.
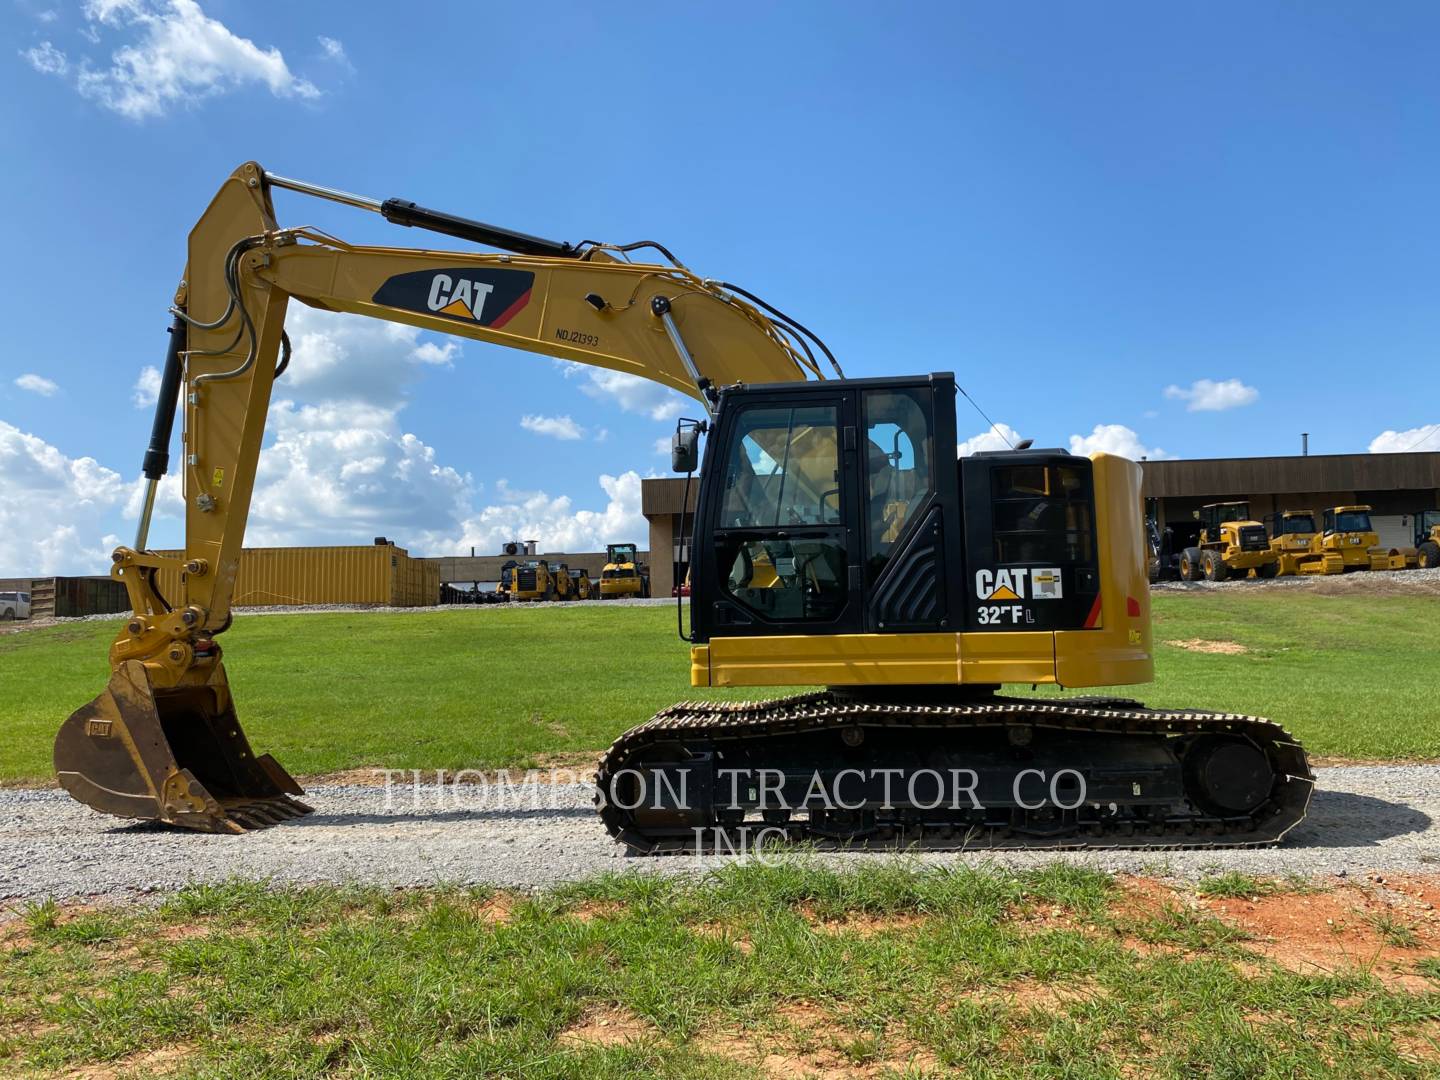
[642, 451, 1440, 594]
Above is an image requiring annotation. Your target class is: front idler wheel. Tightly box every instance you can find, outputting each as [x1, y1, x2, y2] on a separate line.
[1181, 734, 1274, 818]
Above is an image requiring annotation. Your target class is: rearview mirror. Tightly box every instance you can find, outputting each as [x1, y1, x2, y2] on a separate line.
[672, 426, 700, 474]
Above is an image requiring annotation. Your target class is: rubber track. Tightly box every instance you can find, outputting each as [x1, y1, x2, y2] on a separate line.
[595, 692, 1314, 854]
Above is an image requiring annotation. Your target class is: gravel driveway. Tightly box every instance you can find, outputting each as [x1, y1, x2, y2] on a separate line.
[2, 766, 1435, 904]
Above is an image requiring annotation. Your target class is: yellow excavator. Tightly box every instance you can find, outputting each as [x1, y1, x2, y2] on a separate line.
[53, 164, 1312, 847]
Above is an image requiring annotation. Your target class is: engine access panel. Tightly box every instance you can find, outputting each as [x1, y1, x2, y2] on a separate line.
[959, 451, 1102, 632]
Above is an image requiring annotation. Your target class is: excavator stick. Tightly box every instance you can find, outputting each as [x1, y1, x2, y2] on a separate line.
[54, 659, 311, 833]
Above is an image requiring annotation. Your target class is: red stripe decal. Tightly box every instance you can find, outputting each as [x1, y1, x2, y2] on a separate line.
[489, 288, 532, 329]
[1083, 593, 1103, 629]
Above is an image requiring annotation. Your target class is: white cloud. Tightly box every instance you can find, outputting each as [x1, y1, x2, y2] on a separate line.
[243, 399, 473, 548]
[957, 422, 1024, 456]
[654, 436, 672, 456]
[1162, 378, 1259, 412]
[448, 472, 648, 556]
[37, 9, 60, 22]
[0, 421, 125, 575]
[409, 341, 457, 367]
[21, 40, 67, 75]
[520, 414, 585, 440]
[2, 306, 656, 575]
[131, 365, 161, 407]
[280, 304, 457, 402]
[557, 361, 688, 421]
[14, 374, 59, 397]
[1369, 424, 1440, 454]
[1068, 424, 1170, 460]
[317, 35, 347, 64]
[45, 0, 322, 120]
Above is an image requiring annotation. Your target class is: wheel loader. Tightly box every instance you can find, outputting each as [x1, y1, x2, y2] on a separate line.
[52, 163, 1312, 848]
[1414, 511, 1440, 569]
[1261, 511, 1342, 576]
[1178, 502, 1278, 582]
[598, 543, 650, 599]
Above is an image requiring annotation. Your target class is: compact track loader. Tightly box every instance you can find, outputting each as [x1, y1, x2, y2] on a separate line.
[55, 164, 1312, 848]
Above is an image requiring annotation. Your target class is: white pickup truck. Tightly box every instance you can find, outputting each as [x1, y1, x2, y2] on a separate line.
[0, 590, 31, 620]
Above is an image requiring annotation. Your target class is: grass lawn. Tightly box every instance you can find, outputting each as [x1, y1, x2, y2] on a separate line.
[1, 591, 1435, 785]
[3, 862, 1438, 1078]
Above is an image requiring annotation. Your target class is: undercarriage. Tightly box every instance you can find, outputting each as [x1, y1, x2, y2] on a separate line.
[597, 692, 1314, 853]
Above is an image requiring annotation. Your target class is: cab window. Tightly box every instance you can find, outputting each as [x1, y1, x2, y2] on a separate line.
[1333, 510, 1372, 533]
[721, 406, 840, 528]
[719, 404, 847, 623]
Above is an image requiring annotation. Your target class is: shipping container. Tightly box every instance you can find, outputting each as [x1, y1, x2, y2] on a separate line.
[4, 577, 132, 619]
[152, 544, 440, 608]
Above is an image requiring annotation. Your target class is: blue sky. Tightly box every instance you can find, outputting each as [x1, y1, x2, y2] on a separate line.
[3, 0, 1438, 574]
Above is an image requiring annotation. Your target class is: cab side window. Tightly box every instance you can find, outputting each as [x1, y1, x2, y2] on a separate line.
[862, 388, 934, 580]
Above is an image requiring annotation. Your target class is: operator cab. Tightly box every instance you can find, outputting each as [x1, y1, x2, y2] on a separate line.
[1263, 511, 1316, 539]
[1324, 506, 1373, 535]
[683, 373, 1102, 643]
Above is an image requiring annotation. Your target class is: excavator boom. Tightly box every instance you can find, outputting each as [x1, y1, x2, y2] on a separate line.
[55, 162, 828, 832]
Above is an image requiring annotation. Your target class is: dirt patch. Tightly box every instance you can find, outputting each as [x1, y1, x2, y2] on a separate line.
[1198, 882, 1439, 989]
[968, 976, 1106, 1010]
[693, 921, 754, 954]
[150, 922, 214, 943]
[696, 1002, 938, 1079]
[471, 895, 514, 925]
[1164, 638, 1249, 655]
[63, 1044, 194, 1078]
[558, 1004, 653, 1047]
[798, 904, 928, 937]
[569, 900, 624, 923]
[1392, 1020, 1440, 1063]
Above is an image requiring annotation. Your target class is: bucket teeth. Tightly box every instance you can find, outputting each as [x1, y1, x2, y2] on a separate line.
[218, 795, 312, 831]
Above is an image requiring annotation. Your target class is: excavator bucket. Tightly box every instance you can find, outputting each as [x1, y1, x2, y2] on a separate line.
[54, 660, 311, 833]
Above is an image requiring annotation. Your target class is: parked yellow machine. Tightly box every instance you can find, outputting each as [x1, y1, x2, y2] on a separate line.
[1314, 506, 1403, 571]
[1415, 511, 1440, 569]
[1261, 511, 1342, 577]
[509, 560, 560, 601]
[50, 162, 1314, 850]
[598, 543, 650, 599]
[1178, 502, 1278, 582]
[552, 563, 594, 601]
[573, 569, 594, 600]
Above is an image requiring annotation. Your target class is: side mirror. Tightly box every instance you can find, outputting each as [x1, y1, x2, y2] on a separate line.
[672, 426, 701, 474]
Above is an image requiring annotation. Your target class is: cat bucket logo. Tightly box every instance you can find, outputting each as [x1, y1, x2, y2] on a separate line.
[372, 267, 534, 328]
[975, 568, 1064, 602]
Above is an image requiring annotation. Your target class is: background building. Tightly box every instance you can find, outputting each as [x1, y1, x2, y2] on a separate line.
[642, 451, 1440, 594]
